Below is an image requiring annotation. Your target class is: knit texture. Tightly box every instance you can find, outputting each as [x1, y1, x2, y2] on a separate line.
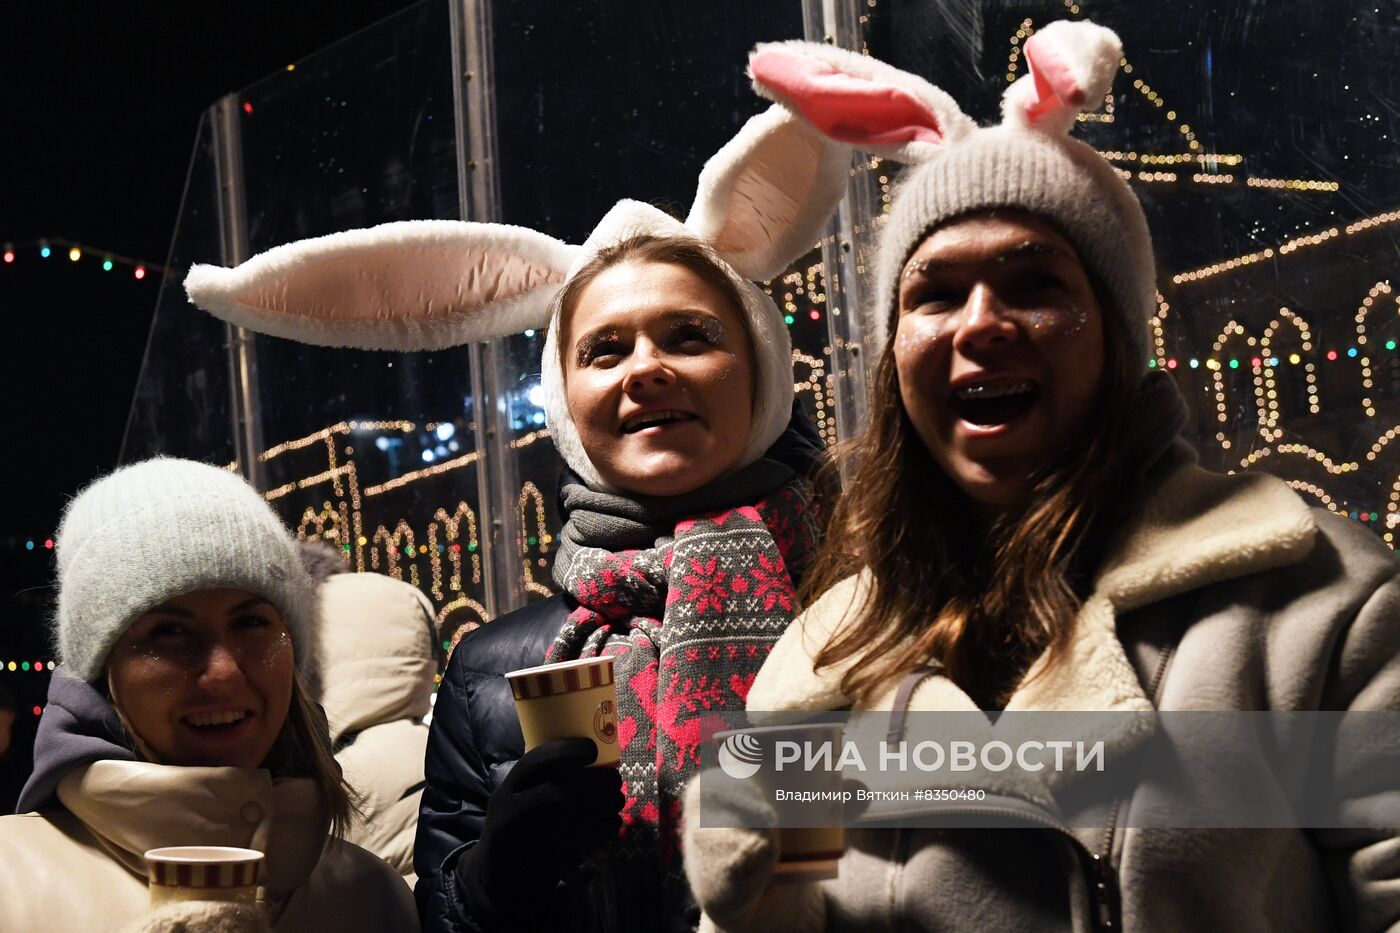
[54, 458, 316, 682]
[872, 125, 1155, 358]
[544, 462, 822, 926]
[749, 21, 1155, 365]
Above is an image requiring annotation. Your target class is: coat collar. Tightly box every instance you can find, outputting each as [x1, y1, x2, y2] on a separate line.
[750, 465, 1317, 716]
[56, 760, 330, 900]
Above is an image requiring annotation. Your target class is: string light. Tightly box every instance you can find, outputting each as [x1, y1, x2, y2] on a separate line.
[1175, 208, 1400, 286]
[794, 350, 838, 447]
[1150, 293, 1171, 369]
[1246, 177, 1340, 192]
[1173, 248, 1274, 284]
[426, 503, 483, 601]
[0, 237, 160, 278]
[519, 482, 554, 598]
[1353, 282, 1394, 418]
[0, 660, 57, 673]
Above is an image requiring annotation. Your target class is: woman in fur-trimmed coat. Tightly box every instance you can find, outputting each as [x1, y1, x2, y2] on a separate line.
[682, 26, 1400, 933]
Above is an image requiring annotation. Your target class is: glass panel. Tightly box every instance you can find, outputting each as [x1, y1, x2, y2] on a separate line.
[231, 0, 486, 636]
[120, 112, 237, 466]
[845, 1, 1398, 544]
[487, 0, 817, 600]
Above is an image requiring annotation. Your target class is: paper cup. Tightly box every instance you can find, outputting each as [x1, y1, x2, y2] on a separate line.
[506, 656, 619, 767]
[715, 722, 845, 882]
[144, 846, 263, 908]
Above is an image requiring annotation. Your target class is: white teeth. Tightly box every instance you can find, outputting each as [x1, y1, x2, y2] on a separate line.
[954, 381, 1035, 400]
[185, 710, 247, 727]
[622, 410, 694, 432]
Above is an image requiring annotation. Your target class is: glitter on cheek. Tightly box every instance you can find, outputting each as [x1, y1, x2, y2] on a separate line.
[896, 317, 954, 356]
[1020, 306, 1090, 339]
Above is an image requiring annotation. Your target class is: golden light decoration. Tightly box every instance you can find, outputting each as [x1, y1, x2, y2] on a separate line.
[518, 482, 554, 599]
[1207, 320, 1259, 450]
[793, 349, 838, 448]
[1353, 281, 1395, 419]
[1172, 249, 1274, 285]
[371, 519, 422, 587]
[1286, 480, 1340, 513]
[363, 451, 482, 496]
[1174, 208, 1400, 286]
[426, 503, 483, 602]
[1246, 177, 1340, 192]
[1151, 293, 1171, 370]
[1254, 307, 1319, 439]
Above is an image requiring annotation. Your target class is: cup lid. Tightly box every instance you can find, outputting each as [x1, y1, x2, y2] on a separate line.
[506, 655, 615, 680]
[145, 846, 265, 863]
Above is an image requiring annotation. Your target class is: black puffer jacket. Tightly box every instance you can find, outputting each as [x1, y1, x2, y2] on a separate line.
[414, 407, 828, 933]
[414, 591, 576, 932]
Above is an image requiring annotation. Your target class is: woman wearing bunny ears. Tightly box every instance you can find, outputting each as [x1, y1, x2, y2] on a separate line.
[186, 106, 851, 931]
[681, 21, 1400, 933]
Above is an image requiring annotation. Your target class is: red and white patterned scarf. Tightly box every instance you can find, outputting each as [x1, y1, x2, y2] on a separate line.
[545, 462, 820, 920]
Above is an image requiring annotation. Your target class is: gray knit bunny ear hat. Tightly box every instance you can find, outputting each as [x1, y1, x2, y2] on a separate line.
[54, 458, 316, 683]
[749, 20, 1155, 367]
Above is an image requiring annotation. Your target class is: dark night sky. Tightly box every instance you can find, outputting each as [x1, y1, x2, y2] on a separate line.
[0, 2, 420, 597]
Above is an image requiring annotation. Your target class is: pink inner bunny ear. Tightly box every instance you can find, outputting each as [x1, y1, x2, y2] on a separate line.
[1022, 31, 1087, 126]
[750, 46, 944, 147]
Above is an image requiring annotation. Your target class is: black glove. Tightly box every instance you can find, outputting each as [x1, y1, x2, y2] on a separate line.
[455, 737, 624, 928]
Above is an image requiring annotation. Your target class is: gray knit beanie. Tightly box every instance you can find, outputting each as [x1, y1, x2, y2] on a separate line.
[54, 458, 316, 683]
[750, 20, 1155, 364]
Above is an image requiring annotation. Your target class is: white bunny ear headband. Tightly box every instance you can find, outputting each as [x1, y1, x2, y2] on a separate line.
[748, 20, 1156, 366]
[185, 104, 851, 488]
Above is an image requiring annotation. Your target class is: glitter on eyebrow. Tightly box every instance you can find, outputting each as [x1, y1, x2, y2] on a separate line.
[902, 259, 932, 280]
[677, 314, 726, 343]
[573, 330, 619, 367]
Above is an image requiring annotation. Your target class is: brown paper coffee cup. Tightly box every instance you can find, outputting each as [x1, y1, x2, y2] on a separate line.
[715, 722, 845, 882]
[506, 656, 619, 767]
[144, 846, 263, 908]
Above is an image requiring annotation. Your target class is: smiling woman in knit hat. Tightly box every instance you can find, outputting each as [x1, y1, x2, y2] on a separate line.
[679, 21, 1400, 933]
[0, 457, 417, 932]
[184, 105, 851, 932]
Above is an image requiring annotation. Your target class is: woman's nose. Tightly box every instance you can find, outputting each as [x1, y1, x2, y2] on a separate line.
[953, 284, 1017, 351]
[623, 344, 675, 392]
[198, 642, 246, 686]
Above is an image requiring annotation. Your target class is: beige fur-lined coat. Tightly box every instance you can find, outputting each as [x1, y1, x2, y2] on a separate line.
[683, 464, 1400, 932]
[317, 571, 439, 887]
[0, 760, 418, 931]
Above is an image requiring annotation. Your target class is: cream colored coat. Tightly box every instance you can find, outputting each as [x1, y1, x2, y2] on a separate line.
[0, 760, 417, 932]
[685, 465, 1400, 932]
[318, 571, 438, 886]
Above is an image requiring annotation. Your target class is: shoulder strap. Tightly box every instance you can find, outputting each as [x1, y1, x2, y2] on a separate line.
[886, 663, 945, 744]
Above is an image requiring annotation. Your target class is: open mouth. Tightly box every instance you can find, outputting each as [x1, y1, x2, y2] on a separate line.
[620, 410, 698, 434]
[951, 381, 1039, 427]
[183, 710, 250, 731]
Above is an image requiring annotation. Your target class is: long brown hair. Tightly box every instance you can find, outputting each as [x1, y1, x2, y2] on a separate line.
[801, 285, 1151, 709]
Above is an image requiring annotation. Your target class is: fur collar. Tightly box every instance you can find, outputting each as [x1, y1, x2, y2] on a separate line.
[749, 464, 1317, 716]
[57, 760, 330, 899]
